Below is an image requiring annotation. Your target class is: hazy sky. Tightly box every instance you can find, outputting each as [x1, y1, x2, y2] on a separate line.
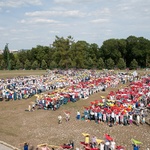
[0, 0, 150, 50]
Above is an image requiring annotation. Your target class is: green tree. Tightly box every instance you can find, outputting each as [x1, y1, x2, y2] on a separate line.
[43, 46, 52, 66]
[86, 57, 94, 69]
[144, 46, 150, 68]
[70, 41, 89, 69]
[15, 59, 23, 69]
[0, 60, 6, 70]
[3, 43, 10, 70]
[41, 59, 47, 70]
[117, 39, 127, 61]
[9, 59, 16, 70]
[105, 58, 115, 69]
[36, 45, 47, 67]
[31, 60, 39, 70]
[17, 50, 28, 67]
[130, 59, 138, 70]
[24, 59, 31, 70]
[52, 36, 74, 68]
[126, 36, 150, 68]
[117, 58, 126, 69]
[49, 60, 57, 69]
[97, 58, 105, 69]
[100, 39, 121, 65]
[146, 53, 150, 68]
[87, 43, 99, 67]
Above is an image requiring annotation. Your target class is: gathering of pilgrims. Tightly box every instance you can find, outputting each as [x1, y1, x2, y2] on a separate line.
[80, 76, 150, 126]
[79, 133, 145, 150]
[35, 133, 142, 150]
[27, 69, 127, 111]
[80, 133, 124, 150]
[0, 70, 121, 100]
[0, 69, 149, 115]
[0, 69, 149, 150]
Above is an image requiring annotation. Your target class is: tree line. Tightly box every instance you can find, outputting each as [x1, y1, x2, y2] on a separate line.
[1, 35, 150, 70]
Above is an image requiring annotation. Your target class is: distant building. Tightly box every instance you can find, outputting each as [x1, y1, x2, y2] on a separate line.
[10, 50, 19, 53]
[19, 49, 30, 51]
[0, 48, 30, 54]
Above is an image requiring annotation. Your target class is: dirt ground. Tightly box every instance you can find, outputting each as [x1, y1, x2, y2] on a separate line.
[0, 71, 150, 150]
[0, 88, 150, 150]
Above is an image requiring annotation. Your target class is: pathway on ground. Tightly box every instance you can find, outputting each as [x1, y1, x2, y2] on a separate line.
[0, 144, 13, 150]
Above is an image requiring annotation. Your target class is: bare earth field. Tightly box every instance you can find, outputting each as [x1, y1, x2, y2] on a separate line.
[0, 70, 150, 150]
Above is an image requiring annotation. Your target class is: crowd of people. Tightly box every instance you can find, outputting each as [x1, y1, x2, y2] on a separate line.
[80, 133, 121, 150]
[27, 70, 136, 112]
[80, 74, 150, 127]
[79, 133, 146, 150]
[0, 69, 137, 107]
[0, 70, 99, 102]
[1, 69, 149, 150]
[22, 133, 144, 150]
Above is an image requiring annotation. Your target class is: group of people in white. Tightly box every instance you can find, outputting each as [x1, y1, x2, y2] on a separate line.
[29, 69, 136, 112]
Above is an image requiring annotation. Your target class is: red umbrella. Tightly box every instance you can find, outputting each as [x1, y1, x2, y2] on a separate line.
[116, 145, 125, 150]
[61, 145, 72, 149]
[80, 142, 90, 150]
[80, 142, 88, 146]
[105, 134, 113, 141]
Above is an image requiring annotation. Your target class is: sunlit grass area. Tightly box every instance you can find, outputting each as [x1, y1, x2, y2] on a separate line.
[0, 70, 46, 78]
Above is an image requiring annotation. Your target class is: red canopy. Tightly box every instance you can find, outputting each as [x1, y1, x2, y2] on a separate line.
[105, 134, 113, 141]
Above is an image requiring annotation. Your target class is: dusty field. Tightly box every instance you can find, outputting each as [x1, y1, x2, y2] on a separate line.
[0, 70, 150, 150]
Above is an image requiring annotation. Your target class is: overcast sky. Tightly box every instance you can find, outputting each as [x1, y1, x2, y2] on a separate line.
[0, 0, 150, 50]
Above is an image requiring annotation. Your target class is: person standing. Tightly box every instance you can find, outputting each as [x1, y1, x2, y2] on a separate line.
[137, 114, 140, 126]
[85, 135, 90, 144]
[94, 111, 98, 123]
[58, 114, 62, 124]
[76, 110, 81, 120]
[104, 141, 110, 150]
[129, 113, 133, 125]
[24, 143, 29, 150]
[110, 140, 116, 150]
[99, 141, 104, 150]
[111, 111, 115, 125]
[19, 142, 30, 150]
[132, 144, 140, 150]
[65, 112, 70, 122]
[69, 140, 74, 149]
[91, 136, 97, 148]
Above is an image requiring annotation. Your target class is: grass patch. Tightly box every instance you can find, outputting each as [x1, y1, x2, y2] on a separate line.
[0, 70, 46, 78]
